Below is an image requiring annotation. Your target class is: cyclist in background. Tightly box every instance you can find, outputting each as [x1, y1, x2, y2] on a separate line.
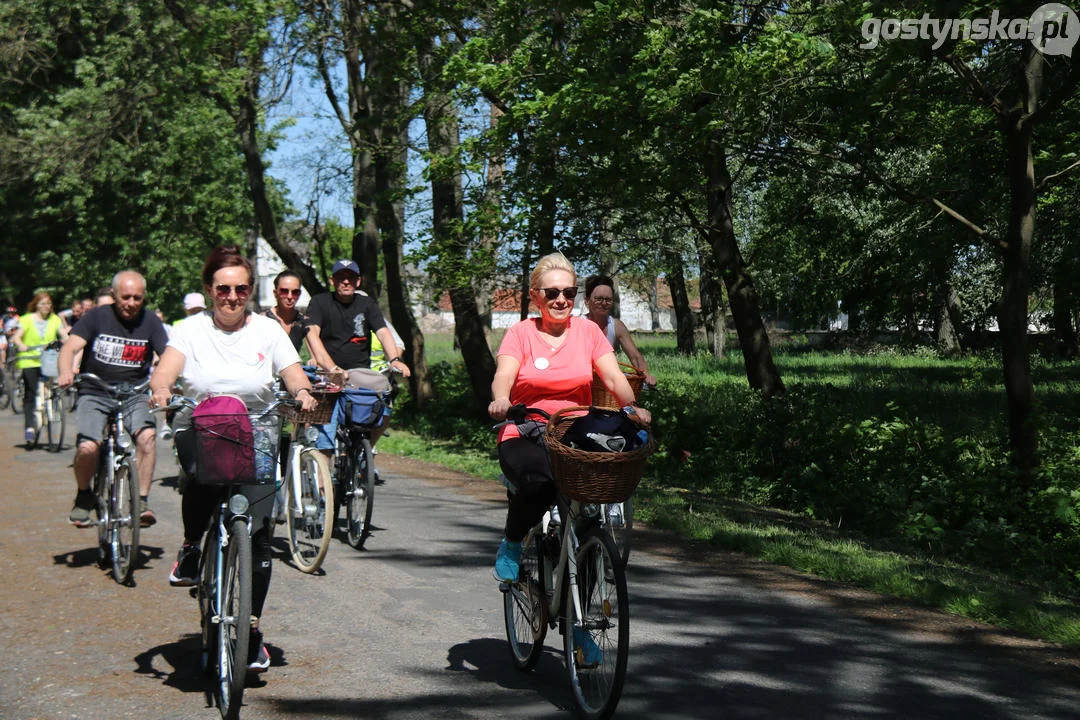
[149, 245, 316, 674]
[305, 259, 410, 461]
[11, 293, 69, 444]
[582, 275, 657, 387]
[57, 271, 168, 527]
[263, 270, 310, 353]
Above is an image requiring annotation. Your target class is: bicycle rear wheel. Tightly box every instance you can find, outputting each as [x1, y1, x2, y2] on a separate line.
[109, 456, 140, 584]
[345, 436, 375, 549]
[217, 516, 252, 720]
[503, 529, 548, 671]
[287, 449, 334, 573]
[564, 526, 629, 720]
[47, 387, 65, 452]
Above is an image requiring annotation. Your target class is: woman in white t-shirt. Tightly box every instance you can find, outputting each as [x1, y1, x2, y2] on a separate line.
[149, 246, 316, 675]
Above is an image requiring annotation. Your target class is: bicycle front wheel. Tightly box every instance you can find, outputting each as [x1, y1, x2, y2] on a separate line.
[110, 456, 140, 584]
[345, 436, 375, 549]
[47, 387, 65, 452]
[564, 526, 629, 720]
[94, 463, 111, 565]
[503, 529, 548, 671]
[217, 516, 252, 720]
[287, 449, 334, 573]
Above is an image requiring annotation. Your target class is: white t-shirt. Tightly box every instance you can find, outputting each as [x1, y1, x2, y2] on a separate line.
[167, 310, 300, 407]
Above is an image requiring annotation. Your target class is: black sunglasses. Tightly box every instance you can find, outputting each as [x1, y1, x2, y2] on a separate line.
[276, 288, 301, 297]
[539, 287, 578, 301]
[214, 284, 252, 299]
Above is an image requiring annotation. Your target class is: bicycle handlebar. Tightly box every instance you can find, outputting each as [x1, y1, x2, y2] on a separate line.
[492, 404, 551, 430]
[74, 373, 152, 397]
[150, 391, 298, 418]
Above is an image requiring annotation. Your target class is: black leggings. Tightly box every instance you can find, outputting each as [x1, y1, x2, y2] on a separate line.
[499, 436, 560, 542]
[175, 420, 275, 619]
[21, 367, 40, 430]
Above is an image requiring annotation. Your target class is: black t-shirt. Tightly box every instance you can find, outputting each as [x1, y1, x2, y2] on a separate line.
[306, 292, 387, 370]
[73, 305, 169, 394]
[262, 308, 311, 352]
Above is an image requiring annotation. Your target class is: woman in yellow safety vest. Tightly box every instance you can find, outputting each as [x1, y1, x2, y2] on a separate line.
[11, 292, 69, 444]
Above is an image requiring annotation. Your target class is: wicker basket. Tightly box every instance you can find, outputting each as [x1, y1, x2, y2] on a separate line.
[545, 406, 654, 503]
[591, 362, 645, 409]
[281, 390, 338, 424]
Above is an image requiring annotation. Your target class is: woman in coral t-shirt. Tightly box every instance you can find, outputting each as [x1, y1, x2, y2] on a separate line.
[488, 252, 651, 587]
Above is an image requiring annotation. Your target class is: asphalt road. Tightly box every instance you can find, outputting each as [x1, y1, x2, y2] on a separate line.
[0, 403, 1077, 719]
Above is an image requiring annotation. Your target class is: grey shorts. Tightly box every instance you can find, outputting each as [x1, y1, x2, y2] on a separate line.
[75, 393, 155, 444]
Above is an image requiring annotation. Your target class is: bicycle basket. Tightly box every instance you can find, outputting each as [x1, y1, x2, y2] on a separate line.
[590, 362, 645, 410]
[192, 399, 281, 486]
[39, 348, 60, 378]
[281, 390, 338, 425]
[341, 387, 391, 428]
[545, 405, 655, 503]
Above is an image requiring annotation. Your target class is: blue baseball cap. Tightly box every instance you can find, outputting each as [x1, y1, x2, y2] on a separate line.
[332, 259, 360, 276]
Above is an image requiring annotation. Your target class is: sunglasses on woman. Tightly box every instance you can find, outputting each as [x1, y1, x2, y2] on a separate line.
[276, 288, 301, 297]
[539, 287, 578, 301]
[214, 284, 252, 299]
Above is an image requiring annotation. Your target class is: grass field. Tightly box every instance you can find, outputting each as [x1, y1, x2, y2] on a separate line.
[383, 331, 1080, 645]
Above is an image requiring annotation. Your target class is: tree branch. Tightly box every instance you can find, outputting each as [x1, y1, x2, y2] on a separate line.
[1037, 157, 1080, 190]
[942, 52, 1004, 117]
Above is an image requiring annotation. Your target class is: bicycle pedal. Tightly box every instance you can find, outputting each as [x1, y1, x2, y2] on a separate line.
[497, 580, 512, 593]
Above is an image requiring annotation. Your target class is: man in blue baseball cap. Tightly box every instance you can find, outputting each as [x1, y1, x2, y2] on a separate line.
[306, 259, 411, 466]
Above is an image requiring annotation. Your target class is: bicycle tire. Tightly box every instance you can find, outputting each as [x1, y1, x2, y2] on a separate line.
[0, 366, 10, 410]
[47, 387, 65, 452]
[218, 516, 252, 720]
[110, 456, 140, 584]
[287, 449, 334, 573]
[606, 498, 633, 567]
[199, 525, 220, 680]
[564, 526, 629, 720]
[503, 529, 548, 671]
[345, 436, 375, 549]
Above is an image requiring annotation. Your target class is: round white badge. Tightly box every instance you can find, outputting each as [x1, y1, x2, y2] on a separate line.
[534, 357, 550, 370]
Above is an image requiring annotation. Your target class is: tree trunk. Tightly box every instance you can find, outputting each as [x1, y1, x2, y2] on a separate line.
[342, 23, 380, 293]
[935, 284, 964, 357]
[997, 47, 1042, 479]
[664, 247, 695, 354]
[703, 134, 785, 395]
[649, 275, 661, 332]
[477, 103, 505, 331]
[418, 40, 496, 408]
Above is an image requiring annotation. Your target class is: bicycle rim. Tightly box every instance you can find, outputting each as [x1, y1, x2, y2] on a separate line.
[110, 457, 140, 584]
[10, 372, 24, 414]
[287, 450, 334, 573]
[503, 530, 548, 670]
[606, 499, 633, 567]
[345, 437, 374, 549]
[218, 517, 251, 720]
[200, 529, 219, 680]
[564, 527, 629, 720]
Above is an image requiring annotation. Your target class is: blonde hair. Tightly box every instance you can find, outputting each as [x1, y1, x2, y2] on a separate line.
[529, 252, 577, 290]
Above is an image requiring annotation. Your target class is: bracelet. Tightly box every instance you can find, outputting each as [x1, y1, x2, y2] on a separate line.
[389, 357, 402, 364]
[295, 387, 312, 398]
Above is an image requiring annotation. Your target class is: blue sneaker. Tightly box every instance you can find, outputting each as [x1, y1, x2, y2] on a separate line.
[492, 538, 522, 582]
[573, 627, 603, 668]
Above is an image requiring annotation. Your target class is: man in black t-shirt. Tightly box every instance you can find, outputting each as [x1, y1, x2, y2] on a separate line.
[57, 271, 168, 528]
[306, 260, 410, 457]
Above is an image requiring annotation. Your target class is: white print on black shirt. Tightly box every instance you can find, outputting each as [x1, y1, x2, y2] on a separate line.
[92, 334, 150, 368]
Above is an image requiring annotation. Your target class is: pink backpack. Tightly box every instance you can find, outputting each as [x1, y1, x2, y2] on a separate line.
[191, 394, 255, 485]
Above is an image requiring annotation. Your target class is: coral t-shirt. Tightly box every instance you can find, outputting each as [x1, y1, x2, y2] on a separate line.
[496, 317, 612, 442]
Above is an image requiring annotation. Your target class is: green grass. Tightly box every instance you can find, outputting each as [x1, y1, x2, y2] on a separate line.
[389, 331, 1080, 646]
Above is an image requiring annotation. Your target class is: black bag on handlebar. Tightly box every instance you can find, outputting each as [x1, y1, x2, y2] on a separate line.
[562, 407, 645, 453]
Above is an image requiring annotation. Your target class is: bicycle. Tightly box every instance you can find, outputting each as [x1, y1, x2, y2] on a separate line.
[279, 373, 337, 573]
[5, 354, 22, 413]
[0, 357, 10, 410]
[76, 373, 149, 584]
[156, 392, 292, 720]
[331, 372, 395, 550]
[26, 341, 66, 451]
[497, 404, 652, 720]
